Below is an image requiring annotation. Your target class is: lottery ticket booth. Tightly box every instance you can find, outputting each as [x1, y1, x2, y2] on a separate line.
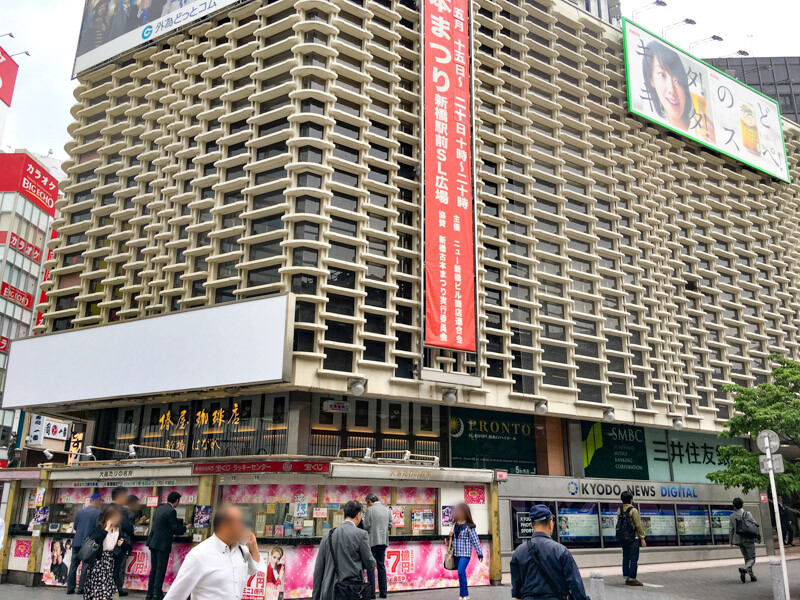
[9, 463, 201, 589]
[201, 457, 498, 599]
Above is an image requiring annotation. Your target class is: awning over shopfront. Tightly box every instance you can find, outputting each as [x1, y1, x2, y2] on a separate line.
[2, 295, 294, 410]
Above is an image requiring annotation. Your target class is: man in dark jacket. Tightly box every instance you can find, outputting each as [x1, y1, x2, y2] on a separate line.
[66, 493, 103, 594]
[510, 505, 588, 600]
[146, 492, 187, 600]
[103, 486, 132, 596]
[312, 500, 375, 600]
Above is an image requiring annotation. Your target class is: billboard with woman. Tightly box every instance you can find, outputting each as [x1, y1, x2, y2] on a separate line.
[623, 18, 789, 183]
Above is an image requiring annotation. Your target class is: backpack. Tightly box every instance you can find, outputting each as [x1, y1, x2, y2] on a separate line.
[616, 506, 636, 543]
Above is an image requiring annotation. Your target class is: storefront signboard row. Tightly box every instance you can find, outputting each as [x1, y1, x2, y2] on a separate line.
[504, 475, 752, 504]
[193, 461, 330, 475]
[581, 421, 744, 483]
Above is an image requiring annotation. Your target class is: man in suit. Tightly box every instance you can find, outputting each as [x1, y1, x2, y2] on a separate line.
[364, 493, 391, 598]
[312, 500, 375, 600]
[67, 493, 103, 594]
[146, 492, 187, 600]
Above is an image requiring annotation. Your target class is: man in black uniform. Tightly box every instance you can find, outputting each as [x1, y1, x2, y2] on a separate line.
[510, 505, 588, 600]
[146, 491, 187, 600]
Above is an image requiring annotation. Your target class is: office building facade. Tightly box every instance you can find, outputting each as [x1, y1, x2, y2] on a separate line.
[1, 0, 798, 589]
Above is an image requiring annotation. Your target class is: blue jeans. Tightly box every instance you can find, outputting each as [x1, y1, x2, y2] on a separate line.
[456, 556, 470, 596]
[622, 539, 641, 579]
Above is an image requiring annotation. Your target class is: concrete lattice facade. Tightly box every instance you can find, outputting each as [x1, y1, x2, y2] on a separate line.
[41, 0, 800, 432]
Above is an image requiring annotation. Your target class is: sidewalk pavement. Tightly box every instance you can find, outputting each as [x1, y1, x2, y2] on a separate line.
[3, 555, 800, 600]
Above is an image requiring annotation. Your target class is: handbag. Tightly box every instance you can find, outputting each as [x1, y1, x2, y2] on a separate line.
[443, 538, 456, 571]
[77, 538, 101, 564]
[526, 539, 583, 600]
[735, 511, 761, 541]
[329, 528, 373, 600]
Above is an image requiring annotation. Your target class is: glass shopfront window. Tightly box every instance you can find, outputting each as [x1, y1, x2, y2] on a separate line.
[556, 502, 601, 549]
[638, 503, 678, 547]
[711, 506, 734, 545]
[676, 504, 712, 546]
[599, 503, 623, 548]
[510, 500, 556, 548]
[94, 394, 289, 459]
[309, 395, 446, 459]
[224, 483, 442, 539]
[51, 488, 95, 533]
[223, 484, 320, 538]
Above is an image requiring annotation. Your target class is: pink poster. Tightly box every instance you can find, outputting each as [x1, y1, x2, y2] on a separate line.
[123, 543, 192, 591]
[396, 487, 436, 505]
[241, 540, 490, 598]
[14, 538, 31, 558]
[324, 486, 391, 505]
[160, 485, 198, 504]
[464, 485, 486, 505]
[223, 484, 318, 504]
[55, 487, 93, 505]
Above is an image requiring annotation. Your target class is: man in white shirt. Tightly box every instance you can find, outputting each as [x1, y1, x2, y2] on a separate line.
[163, 504, 264, 600]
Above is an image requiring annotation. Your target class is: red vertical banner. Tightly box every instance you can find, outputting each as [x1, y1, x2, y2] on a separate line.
[423, 0, 477, 352]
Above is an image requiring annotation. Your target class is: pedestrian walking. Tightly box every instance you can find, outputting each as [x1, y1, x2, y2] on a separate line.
[617, 491, 646, 586]
[730, 497, 759, 583]
[67, 493, 103, 594]
[510, 504, 588, 600]
[146, 492, 187, 600]
[449, 503, 483, 600]
[312, 499, 375, 600]
[163, 504, 263, 600]
[102, 486, 131, 597]
[778, 495, 794, 546]
[364, 493, 391, 599]
[82, 505, 126, 600]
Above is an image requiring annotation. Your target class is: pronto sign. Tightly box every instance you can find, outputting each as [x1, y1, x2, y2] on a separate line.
[422, 0, 477, 352]
[622, 18, 789, 183]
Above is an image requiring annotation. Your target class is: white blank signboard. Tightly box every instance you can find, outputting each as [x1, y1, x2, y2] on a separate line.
[2, 295, 293, 409]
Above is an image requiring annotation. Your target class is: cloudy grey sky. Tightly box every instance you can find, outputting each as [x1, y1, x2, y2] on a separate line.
[0, 0, 797, 160]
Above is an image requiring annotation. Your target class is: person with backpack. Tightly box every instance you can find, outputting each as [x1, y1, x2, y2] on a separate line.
[510, 504, 588, 600]
[617, 491, 646, 587]
[729, 497, 760, 583]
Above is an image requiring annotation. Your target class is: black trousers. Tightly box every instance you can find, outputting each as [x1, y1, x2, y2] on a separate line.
[147, 549, 170, 599]
[113, 550, 129, 591]
[366, 544, 387, 597]
[66, 548, 83, 592]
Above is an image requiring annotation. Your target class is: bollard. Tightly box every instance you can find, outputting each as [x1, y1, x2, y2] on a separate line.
[771, 558, 785, 600]
[589, 570, 606, 600]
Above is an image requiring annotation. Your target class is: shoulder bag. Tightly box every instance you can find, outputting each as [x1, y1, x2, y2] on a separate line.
[77, 537, 101, 564]
[443, 535, 456, 570]
[735, 511, 761, 541]
[526, 539, 584, 600]
[330, 528, 373, 600]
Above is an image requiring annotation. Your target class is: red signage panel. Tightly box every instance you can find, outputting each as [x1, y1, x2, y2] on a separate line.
[423, 0, 477, 352]
[1, 282, 33, 310]
[0, 154, 58, 217]
[192, 461, 330, 475]
[0, 336, 8, 354]
[0, 46, 19, 107]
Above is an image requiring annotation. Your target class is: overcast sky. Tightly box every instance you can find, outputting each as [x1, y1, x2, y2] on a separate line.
[0, 0, 797, 161]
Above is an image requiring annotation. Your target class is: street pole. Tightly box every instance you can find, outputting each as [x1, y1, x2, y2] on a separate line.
[766, 443, 791, 600]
